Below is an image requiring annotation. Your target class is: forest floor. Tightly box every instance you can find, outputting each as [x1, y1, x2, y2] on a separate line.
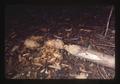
[5, 6, 115, 79]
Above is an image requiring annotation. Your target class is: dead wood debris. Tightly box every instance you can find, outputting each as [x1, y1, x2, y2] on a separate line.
[5, 29, 115, 79]
[5, 20, 115, 79]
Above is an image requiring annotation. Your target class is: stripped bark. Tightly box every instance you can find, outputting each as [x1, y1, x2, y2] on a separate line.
[45, 39, 115, 69]
[64, 44, 115, 69]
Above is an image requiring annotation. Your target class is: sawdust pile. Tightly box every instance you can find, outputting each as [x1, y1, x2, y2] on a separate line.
[24, 35, 43, 49]
[23, 36, 65, 79]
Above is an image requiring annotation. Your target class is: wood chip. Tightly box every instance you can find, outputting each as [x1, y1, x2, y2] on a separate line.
[40, 69, 45, 73]
[48, 58, 56, 63]
[61, 63, 72, 69]
[111, 30, 115, 34]
[70, 73, 88, 79]
[45, 39, 64, 49]
[48, 63, 61, 70]
[30, 35, 43, 41]
[33, 57, 41, 63]
[79, 67, 87, 73]
[53, 53, 61, 58]
[26, 71, 31, 77]
[11, 45, 19, 52]
[80, 29, 92, 33]
[23, 53, 30, 57]
[45, 70, 48, 74]
[18, 55, 22, 62]
[24, 39, 40, 49]
[89, 63, 94, 67]
[33, 63, 42, 66]
[53, 35, 63, 39]
[64, 45, 82, 55]
[65, 28, 72, 31]
[11, 74, 22, 79]
[11, 34, 17, 39]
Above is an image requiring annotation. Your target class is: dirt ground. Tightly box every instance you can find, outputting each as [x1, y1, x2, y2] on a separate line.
[5, 5, 115, 79]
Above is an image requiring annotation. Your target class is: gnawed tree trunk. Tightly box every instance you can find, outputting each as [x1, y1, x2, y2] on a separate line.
[64, 45, 115, 69]
[45, 39, 115, 69]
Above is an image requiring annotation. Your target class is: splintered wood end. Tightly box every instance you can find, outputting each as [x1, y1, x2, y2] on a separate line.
[45, 39, 64, 49]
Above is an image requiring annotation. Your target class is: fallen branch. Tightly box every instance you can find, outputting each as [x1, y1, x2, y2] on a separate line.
[104, 6, 114, 37]
[95, 44, 115, 47]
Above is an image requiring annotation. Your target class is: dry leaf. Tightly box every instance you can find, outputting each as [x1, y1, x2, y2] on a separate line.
[33, 57, 41, 63]
[30, 35, 43, 41]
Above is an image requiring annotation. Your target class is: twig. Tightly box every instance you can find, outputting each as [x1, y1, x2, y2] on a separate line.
[104, 6, 114, 37]
[53, 35, 63, 39]
[101, 67, 110, 79]
[96, 44, 115, 47]
[97, 65, 106, 79]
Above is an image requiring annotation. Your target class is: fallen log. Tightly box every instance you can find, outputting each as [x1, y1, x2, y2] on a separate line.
[45, 39, 115, 69]
[64, 45, 115, 69]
